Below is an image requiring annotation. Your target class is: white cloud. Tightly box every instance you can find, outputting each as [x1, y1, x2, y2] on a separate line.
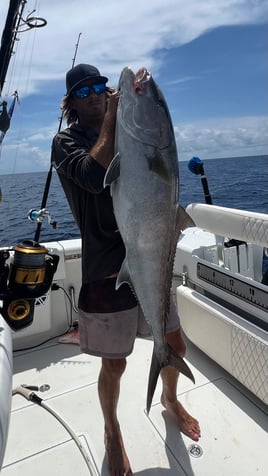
[0, 0, 267, 94]
[0, 0, 267, 174]
[1, 115, 267, 175]
[175, 115, 268, 160]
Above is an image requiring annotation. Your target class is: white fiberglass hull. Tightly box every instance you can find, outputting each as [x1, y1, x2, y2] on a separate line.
[1, 204, 268, 474]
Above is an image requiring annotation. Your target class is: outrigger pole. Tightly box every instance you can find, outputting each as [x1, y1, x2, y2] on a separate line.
[0, 0, 47, 144]
[0, 0, 47, 95]
[0, 0, 23, 96]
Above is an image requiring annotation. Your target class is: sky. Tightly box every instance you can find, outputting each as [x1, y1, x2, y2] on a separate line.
[0, 0, 267, 174]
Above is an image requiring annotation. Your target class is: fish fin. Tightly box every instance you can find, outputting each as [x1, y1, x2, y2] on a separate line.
[176, 205, 196, 233]
[115, 258, 133, 290]
[103, 152, 120, 188]
[146, 347, 161, 414]
[146, 345, 195, 415]
[147, 152, 170, 182]
[168, 344, 195, 384]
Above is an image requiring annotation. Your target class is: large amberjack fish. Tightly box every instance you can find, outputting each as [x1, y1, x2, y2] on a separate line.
[104, 67, 195, 413]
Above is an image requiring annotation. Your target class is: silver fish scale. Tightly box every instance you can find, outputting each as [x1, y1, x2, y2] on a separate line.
[107, 67, 180, 362]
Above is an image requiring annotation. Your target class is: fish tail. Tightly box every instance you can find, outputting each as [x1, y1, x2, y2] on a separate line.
[146, 348, 161, 415]
[168, 344, 195, 384]
[146, 344, 195, 415]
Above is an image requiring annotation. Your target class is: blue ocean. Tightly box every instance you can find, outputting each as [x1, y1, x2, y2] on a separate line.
[0, 155, 267, 247]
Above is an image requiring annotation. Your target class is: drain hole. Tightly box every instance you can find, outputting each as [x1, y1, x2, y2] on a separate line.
[188, 443, 203, 458]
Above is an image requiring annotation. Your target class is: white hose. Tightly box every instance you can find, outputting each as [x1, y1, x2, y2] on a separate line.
[12, 385, 98, 476]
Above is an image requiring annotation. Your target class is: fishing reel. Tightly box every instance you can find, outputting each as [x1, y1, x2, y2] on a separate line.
[0, 240, 59, 331]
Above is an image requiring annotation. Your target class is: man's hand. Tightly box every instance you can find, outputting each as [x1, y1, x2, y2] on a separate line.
[106, 89, 120, 122]
[90, 89, 120, 169]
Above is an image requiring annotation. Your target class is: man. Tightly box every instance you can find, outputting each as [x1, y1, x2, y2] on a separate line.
[51, 63, 200, 476]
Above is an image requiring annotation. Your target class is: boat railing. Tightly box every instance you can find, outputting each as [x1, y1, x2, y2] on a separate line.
[186, 203, 268, 282]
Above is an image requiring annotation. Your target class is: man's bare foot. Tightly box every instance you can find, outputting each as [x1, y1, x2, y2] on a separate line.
[161, 395, 201, 441]
[104, 429, 133, 476]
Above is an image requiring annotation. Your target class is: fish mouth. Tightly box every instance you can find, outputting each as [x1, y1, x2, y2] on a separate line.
[133, 67, 163, 108]
[135, 67, 151, 83]
[118, 66, 152, 96]
[134, 67, 151, 94]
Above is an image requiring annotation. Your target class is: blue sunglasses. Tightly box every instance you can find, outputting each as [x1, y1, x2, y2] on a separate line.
[73, 83, 106, 98]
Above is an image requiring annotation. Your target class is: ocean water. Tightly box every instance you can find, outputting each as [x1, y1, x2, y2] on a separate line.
[0, 155, 267, 247]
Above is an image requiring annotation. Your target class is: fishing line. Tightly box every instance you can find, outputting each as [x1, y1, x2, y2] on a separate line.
[0, 0, 46, 234]
[20, 0, 42, 96]
[0, 105, 24, 240]
[0, 146, 22, 243]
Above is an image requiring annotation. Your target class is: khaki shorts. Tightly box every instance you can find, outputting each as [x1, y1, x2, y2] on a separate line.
[78, 298, 180, 359]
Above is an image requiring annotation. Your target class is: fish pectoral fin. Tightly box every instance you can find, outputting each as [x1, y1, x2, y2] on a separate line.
[116, 258, 133, 290]
[176, 204, 196, 233]
[103, 152, 120, 188]
[147, 152, 170, 182]
[146, 348, 161, 414]
[168, 345, 195, 384]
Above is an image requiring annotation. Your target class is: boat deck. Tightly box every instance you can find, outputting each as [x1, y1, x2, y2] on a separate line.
[2, 335, 268, 475]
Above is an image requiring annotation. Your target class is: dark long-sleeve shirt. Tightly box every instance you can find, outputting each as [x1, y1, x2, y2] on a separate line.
[51, 123, 125, 284]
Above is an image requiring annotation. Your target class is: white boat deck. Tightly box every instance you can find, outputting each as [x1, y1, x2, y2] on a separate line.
[2, 334, 268, 475]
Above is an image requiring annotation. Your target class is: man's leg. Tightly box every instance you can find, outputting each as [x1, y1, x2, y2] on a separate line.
[160, 330, 201, 441]
[98, 357, 133, 476]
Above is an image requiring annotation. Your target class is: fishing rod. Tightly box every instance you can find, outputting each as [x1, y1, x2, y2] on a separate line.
[32, 33, 82, 243]
[188, 156, 212, 204]
[0, 3, 59, 334]
[57, 32, 82, 134]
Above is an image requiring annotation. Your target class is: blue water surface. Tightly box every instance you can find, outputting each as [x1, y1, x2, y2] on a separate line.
[0, 155, 267, 247]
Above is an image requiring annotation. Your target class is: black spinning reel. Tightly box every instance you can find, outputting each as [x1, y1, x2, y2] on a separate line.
[0, 239, 59, 330]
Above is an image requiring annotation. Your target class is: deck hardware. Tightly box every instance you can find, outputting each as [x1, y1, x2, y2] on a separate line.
[177, 270, 189, 286]
[39, 384, 50, 392]
[188, 443, 203, 458]
[69, 286, 79, 313]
